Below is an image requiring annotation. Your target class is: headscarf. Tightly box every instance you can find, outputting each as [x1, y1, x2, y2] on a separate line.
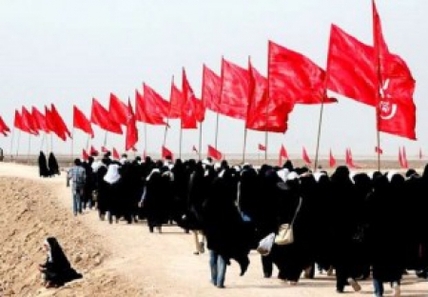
[103, 164, 121, 184]
[44, 237, 71, 270]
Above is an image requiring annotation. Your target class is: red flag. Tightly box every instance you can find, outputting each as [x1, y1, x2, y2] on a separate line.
[401, 146, 408, 169]
[91, 98, 123, 134]
[329, 149, 336, 168]
[326, 25, 377, 106]
[21, 106, 38, 135]
[0, 116, 10, 135]
[181, 68, 198, 129]
[31, 107, 49, 133]
[101, 146, 108, 153]
[44, 106, 55, 134]
[73, 105, 94, 137]
[50, 104, 71, 141]
[345, 148, 360, 169]
[266, 41, 299, 133]
[168, 81, 184, 119]
[90, 146, 99, 156]
[82, 149, 89, 160]
[112, 147, 120, 160]
[202, 65, 222, 113]
[278, 145, 289, 166]
[268, 42, 336, 105]
[125, 98, 138, 151]
[419, 148, 423, 160]
[162, 145, 174, 160]
[375, 146, 383, 154]
[109, 93, 128, 125]
[135, 89, 165, 125]
[193, 97, 205, 123]
[143, 83, 169, 119]
[398, 147, 408, 169]
[207, 145, 222, 160]
[219, 58, 250, 120]
[258, 144, 266, 151]
[373, 1, 416, 140]
[13, 110, 23, 130]
[302, 147, 312, 165]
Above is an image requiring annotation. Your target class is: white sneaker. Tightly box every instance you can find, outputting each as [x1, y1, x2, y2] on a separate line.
[392, 283, 401, 297]
[347, 278, 361, 292]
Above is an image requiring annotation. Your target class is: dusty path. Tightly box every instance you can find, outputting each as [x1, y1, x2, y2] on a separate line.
[0, 162, 426, 297]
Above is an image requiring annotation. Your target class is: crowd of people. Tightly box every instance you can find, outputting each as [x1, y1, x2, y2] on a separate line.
[59, 152, 428, 296]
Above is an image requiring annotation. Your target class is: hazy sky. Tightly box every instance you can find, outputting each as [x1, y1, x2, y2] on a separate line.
[0, 0, 426, 159]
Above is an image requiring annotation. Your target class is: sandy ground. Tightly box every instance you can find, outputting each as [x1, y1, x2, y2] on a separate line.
[0, 162, 427, 297]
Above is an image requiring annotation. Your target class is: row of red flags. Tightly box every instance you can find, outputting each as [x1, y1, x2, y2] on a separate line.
[0, 1, 417, 153]
[82, 142, 417, 171]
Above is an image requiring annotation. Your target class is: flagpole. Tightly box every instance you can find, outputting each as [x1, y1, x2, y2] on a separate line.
[163, 75, 174, 147]
[103, 131, 108, 148]
[71, 128, 75, 163]
[86, 135, 91, 152]
[215, 55, 225, 150]
[27, 134, 31, 164]
[265, 46, 271, 163]
[242, 127, 248, 163]
[198, 122, 203, 160]
[50, 134, 53, 153]
[313, 96, 325, 171]
[144, 123, 148, 156]
[40, 133, 45, 152]
[15, 130, 21, 159]
[179, 123, 183, 159]
[9, 126, 15, 160]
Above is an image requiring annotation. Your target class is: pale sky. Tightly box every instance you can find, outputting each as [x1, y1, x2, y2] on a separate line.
[0, 0, 426, 159]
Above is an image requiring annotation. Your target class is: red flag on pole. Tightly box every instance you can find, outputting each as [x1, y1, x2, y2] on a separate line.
[220, 58, 250, 120]
[181, 68, 198, 129]
[101, 146, 108, 153]
[90, 146, 99, 156]
[50, 104, 71, 141]
[0, 116, 10, 136]
[278, 145, 289, 166]
[125, 98, 138, 151]
[302, 147, 312, 165]
[375, 146, 383, 154]
[82, 149, 89, 160]
[21, 106, 38, 135]
[401, 146, 408, 169]
[207, 145, 222, 160]
[258, 144, 266, 151]
[91, 98, 123, 134]
[168, 81, 184, 119]
[112, 148, 120, 160]
[135, 89, 165, 125]
[13, 110, 23, 130]
[109, 93, 128, 126]
[32, 107, 49, 133]
[73, 105, 94, 137]
[202, 65, 222, 114]
[329, 149, 336, 168]
[162, 146, 174, 160]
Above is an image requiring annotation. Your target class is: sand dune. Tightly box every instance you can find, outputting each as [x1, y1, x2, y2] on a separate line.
[0, 162, 427, 297]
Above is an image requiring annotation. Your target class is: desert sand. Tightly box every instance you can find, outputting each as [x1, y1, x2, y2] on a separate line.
[0, 162, 426, 297]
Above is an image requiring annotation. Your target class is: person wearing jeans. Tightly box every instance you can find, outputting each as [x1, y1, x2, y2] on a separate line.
[67, 159, 86, 216]
[209, 250, 227, 288]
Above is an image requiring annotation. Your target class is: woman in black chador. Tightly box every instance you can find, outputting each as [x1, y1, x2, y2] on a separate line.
[38, 151, 50, 177]
[39, 237, 82, 288]
[48, 152, 60, 176]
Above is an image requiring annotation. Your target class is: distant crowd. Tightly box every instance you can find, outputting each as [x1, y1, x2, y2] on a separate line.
[45, 151, 428, 297]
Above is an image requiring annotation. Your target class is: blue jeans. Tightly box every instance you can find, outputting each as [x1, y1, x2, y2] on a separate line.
[209, 250, 227, 287]
[72, 190, 82, 216]
[373, 279, 384, 297]
[373, 279, 400, 297]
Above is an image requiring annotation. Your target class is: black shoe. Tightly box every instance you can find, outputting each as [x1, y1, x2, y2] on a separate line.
[239, 257, 250, 276]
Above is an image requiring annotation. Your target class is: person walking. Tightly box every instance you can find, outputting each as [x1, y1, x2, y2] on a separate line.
[67, 158, 87, 216]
